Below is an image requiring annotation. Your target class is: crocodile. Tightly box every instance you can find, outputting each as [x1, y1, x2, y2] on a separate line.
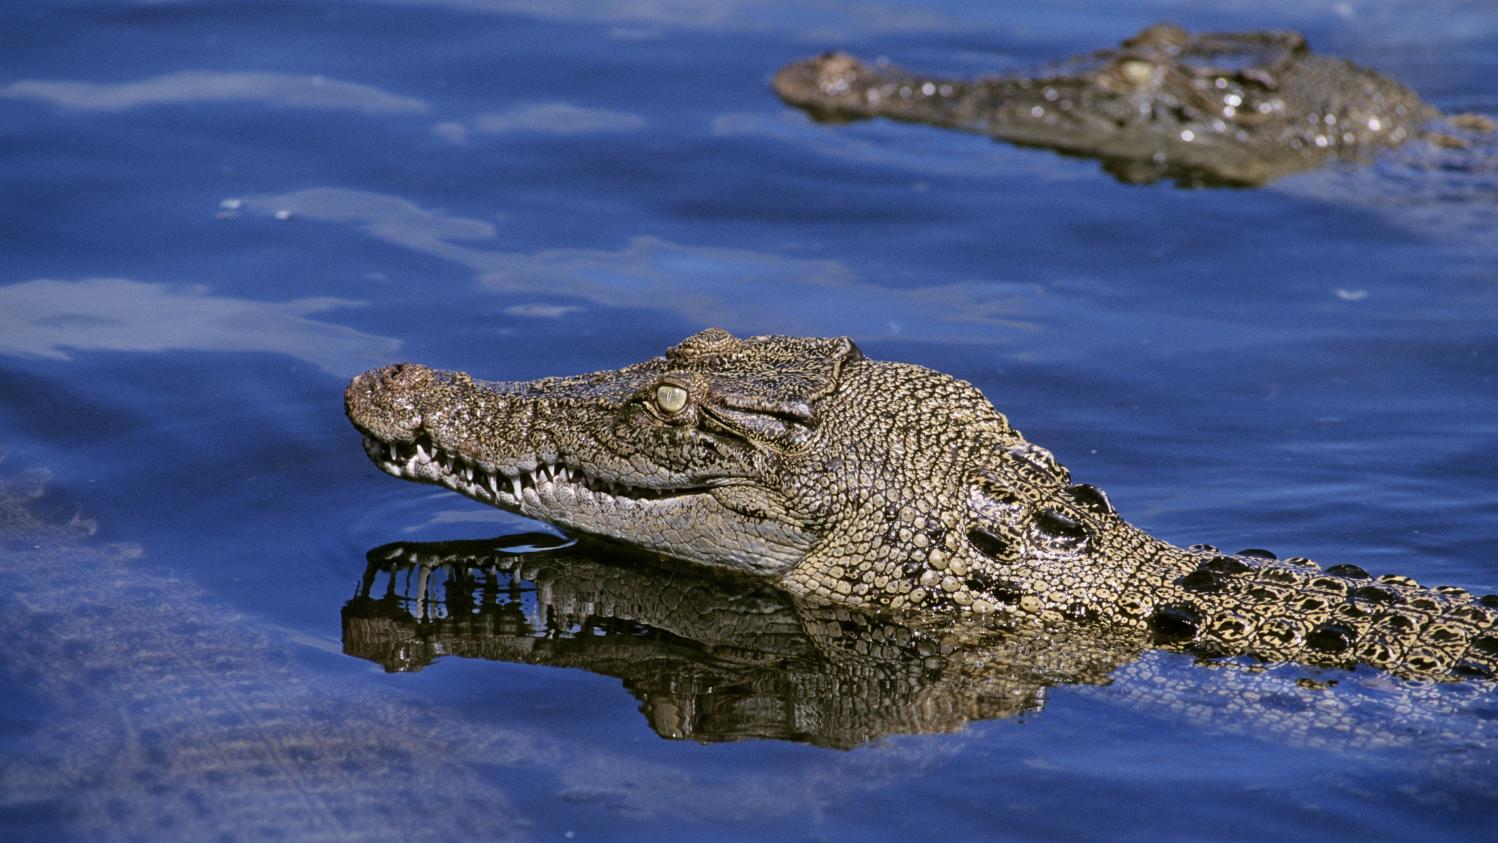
[344, 328, 1498, 682]
[772, 23, 1496, 186]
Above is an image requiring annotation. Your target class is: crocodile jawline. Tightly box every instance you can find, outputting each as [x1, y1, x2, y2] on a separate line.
[359, 432, 713, 511]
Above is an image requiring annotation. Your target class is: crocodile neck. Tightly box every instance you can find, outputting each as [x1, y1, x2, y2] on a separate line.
[776, 360, 1498, 680]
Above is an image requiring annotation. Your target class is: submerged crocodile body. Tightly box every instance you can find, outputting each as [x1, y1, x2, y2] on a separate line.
[345, 329, 1498, 682]
[773, 24, 1493, 186]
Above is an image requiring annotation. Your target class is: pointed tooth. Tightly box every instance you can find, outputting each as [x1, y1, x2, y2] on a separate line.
[388, 443, 398, 461]
[511, 476, 523, 499]
[488, 474, 500, 496]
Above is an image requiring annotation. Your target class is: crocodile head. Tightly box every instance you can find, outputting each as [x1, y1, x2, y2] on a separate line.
[346, 328, 873, 576]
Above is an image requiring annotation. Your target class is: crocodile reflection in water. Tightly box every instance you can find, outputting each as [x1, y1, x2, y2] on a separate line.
[344, 537, 1497, 751]
[773, 23, 1495, 186]
[343, 535, 1126, 747]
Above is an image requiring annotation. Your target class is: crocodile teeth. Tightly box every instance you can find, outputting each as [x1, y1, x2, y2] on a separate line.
[366, 436, 696, 508]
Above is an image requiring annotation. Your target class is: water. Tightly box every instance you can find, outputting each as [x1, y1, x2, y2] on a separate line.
[3, 0, 1497, 839]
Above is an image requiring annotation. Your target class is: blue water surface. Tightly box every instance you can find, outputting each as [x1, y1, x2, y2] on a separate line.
[2, 1, 1496, 840]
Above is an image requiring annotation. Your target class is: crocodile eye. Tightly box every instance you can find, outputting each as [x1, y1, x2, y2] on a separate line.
[1116, 58, 1155, 86]
[655, 383, 689, 414]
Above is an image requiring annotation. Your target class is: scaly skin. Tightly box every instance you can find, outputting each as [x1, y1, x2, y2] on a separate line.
[772, 23, 1462, 186]
[345, 329, 1498, 681]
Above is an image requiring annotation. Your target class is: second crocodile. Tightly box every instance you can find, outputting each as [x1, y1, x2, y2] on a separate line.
[773, 23, 1493, 186]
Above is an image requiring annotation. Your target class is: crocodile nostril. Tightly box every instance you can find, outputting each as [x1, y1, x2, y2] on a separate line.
[380, 363, 434, 389]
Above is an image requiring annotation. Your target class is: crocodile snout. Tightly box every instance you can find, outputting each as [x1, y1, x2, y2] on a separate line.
[345, 363, 435, 441]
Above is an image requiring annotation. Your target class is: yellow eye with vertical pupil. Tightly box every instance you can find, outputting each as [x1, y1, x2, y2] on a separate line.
[655, 384, 688, 414]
